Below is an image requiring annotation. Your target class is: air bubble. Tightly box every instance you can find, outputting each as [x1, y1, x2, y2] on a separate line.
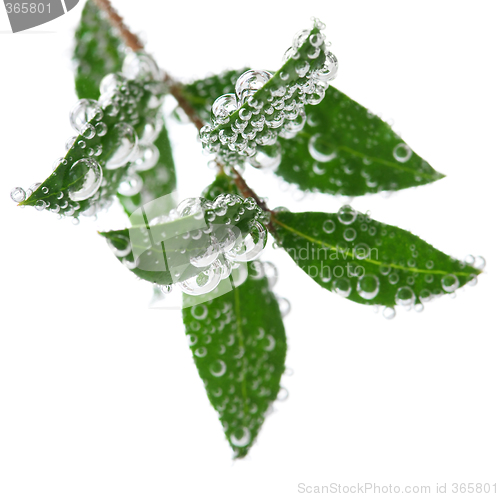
[122, 52, 160, 81]
[235, 70, 273, 103]
[118, 173, 143, 196]
[10, 187, 26, 203]
[248, 143, 282, 170]
[382, 307, 396, 320]
[441, 274, 459, 292]
[322, 219, 335, 234]
[357, 274, 380, 300]
[191, 304, 208, 320]
[230, 427, 251, 447]
[393, 143, 412, 163]
[212, 93, 238, 123]
[133, 144, 159, 172]
[106, 234, 131, 257]
[333, 278, 351, 297]
[209, 360, 227, 377]
[337, 205, 357, 225]
[308, 133, 337, 162]
[68, 158, 102, 201]
[225, 222, 267, 262]
[315, 52, 338, 81]
[178, 259, 223, 295]
[69, 99, 103, 133]
[343, 228, 356, 242]
[107, 123, 138, 169]
[395, 286, 415, 306]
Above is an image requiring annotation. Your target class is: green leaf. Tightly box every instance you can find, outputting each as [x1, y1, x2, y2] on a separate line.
[182, 263, 287, 458]
[202, 23, 329, 163]
[202, 172, 240, 201]
[272, 208, 480, 310]
[20, 79, 162, 217]
[99, 194, 268, 285]
[182, 69, 249, 124]
[275, 86, 445, 196]
[73, 0, 125, 100]
[117, 120, 177, 218]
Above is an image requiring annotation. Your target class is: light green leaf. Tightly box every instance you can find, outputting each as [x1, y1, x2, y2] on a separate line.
[275, 86, 445, 195]
[73, 0, 124, 101]
[272, 209, 480, 310]
[182, 263, 287, 458]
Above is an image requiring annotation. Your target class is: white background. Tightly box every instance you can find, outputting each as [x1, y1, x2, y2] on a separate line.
[1, 1, 499, 496]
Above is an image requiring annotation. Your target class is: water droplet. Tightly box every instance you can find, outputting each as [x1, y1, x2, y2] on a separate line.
[343, 228, 356, 242]
[278, 297, 291, 318]
[333, 278, 351, 297]
[235, 70, 273, 103]
[230, 427, 251, 447]
[107, 123, 138, 169]
[393, 143, 412, 163]
[10, 187, 26, 203]
[118, 173, 143, 196]
[395, 286, 415, 306]
[122, 52, 160, 81]
[473, 256, 486, 270]
[178, 259, 223, 295]
[322, 219, 335, 234]
[388, 273, 399, 284]
[357, 274, 380, 300]
[315, 51, 338, 81]
[70, 99, 103, 133]
[194, 347, 207, 358]
[337, 205, 357, 225]
[225, 222, 267, 262]
[441, 274, 459, 292]
[209, 360, 227, 377]
[99, 72, 127, 97]
[308, 133, 337, 162]
[160, 284, 172, 294]
[107, 234, 131, 257]
[68, 158, 103, 201]
[211, 93, 238, 124]
[277, 387, 289, 401]
[383, 307, 396, 320]
[132, 144, 159, 172]
[248, 142, 282, 170]
[191, 304, 208, 320]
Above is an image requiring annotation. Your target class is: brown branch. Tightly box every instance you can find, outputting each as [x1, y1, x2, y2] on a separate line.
[92, 0, 144, 52]
[92, 0, 273, 217]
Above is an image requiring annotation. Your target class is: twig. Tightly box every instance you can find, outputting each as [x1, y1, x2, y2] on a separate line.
[92, 0, 272, 216]
[92, 0, 144, 52]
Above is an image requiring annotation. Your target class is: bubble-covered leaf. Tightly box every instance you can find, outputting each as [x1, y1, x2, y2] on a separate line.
[99, 194, 268, 286]
[272, 209, 481, 311]
[182, 262, 287, 458]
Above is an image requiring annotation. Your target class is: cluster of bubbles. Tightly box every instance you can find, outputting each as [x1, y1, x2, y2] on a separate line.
[284, 204, 484, 319]
[183, 259, 288, 451]
[109, 194, 271, 297]
[199, 18, 338, 171]
[11, 52, 163, 219]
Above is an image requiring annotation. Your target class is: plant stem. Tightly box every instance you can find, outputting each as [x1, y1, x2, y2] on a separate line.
[91, 0, 273, 218]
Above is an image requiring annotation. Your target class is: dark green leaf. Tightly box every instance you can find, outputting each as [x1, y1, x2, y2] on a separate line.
[272, 209, 480, 310]
[275, 86, 445, 196]
[117, 121, 177, 218]
[73, 0, 124, 100]
[182, 263, 287, 458]
[20, 80, 162, 217]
